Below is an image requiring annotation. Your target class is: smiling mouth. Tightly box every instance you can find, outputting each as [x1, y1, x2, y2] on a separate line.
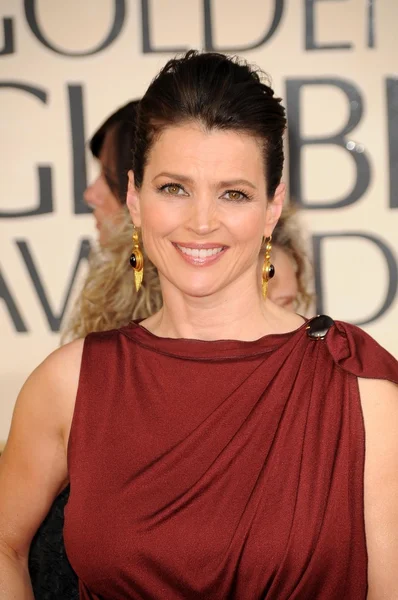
[176, 245, 224, 258]
[173, 243, 227, 264]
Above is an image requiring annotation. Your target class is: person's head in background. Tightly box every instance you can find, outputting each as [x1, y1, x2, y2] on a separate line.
[63, 100, 162, 342]
[268, 206, 313, 313]
[84, 100, 139, 245]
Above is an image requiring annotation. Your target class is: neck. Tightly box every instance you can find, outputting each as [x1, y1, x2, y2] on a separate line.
[143, 268, 289, 341]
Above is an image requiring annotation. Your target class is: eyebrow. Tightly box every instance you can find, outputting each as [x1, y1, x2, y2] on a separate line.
[153, 172, 257, 190]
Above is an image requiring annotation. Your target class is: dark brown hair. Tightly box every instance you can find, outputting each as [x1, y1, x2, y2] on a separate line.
[133, 50, 286, 198]
[90, 99, 140, 203]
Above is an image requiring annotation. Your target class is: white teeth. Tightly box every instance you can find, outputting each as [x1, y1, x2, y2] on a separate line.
[177, 245, 223, 258]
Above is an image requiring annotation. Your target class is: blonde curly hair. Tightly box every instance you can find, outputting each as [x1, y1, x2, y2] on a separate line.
[62, 210, 162, 342]
[271, 204, 314, 312]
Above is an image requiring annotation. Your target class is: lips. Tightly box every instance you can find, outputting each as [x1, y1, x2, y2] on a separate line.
[173, 242, 227, 266]
[177, 246, 223, 258]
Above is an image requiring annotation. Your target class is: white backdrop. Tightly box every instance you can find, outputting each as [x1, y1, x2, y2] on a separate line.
[1, 0, 397, 442]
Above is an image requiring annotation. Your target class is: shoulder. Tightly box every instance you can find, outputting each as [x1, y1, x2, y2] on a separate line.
[85, 325, 130, 345]
[312, 318, 398, 595]
[305, 316, 398, 384]
[27, 337, 85, 393]
[14, 339, 86, 438]
[38, 328, 128, 398]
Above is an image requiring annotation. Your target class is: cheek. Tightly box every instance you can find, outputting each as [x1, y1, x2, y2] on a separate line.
[89, 175, 120, 212]
[139, 193, 267, 245]
[268, 262, 299, 299]
[223, 205, 266, 246]
[139, 200, 179, 258]
[102, 194, 122, 216]
[140, 201, 177, 235]
[140, 194, 193, 237]
[279, 264, 298, 293]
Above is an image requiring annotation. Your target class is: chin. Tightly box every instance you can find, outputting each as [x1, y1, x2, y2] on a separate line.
[172, 278, 221, 298]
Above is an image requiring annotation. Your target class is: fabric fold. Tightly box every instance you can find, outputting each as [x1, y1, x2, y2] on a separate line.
[64, 318, 398, 599]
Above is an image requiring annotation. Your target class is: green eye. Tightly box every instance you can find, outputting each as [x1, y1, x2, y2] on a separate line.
[166, 185, 181, 195]
[227, 191, 243, 201]
[159, 183, 186, 196]
[224, 190, 250, 202]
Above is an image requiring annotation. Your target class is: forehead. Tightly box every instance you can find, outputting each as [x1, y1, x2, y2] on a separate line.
[146, 123, 264, 182]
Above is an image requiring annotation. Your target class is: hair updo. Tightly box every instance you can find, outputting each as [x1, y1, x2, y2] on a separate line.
[133, 50, 286, 198]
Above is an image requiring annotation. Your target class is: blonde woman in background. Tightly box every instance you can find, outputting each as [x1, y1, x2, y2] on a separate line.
[27, 100, 152, 600]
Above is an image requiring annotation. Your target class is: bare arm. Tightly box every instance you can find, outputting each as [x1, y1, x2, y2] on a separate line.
[0, 339, 83, 598]
[359, 377, 398, 600]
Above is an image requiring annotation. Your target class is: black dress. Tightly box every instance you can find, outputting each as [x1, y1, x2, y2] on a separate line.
[29, 485, 78, 599]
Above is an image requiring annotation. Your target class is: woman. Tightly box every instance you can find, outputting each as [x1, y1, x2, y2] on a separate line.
[30, 100, 311, 600]
[2, 50, 396, 599]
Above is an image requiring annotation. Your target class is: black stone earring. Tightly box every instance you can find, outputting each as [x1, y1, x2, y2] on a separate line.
[130, 228, 143, 292]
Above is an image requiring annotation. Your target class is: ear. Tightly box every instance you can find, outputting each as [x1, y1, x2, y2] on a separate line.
[264, 182, 285, 237]
[126, 170, 142, 227]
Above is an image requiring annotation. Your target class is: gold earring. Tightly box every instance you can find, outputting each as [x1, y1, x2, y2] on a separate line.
[129, 228, 144, 292]
[262, 236, 275, 300]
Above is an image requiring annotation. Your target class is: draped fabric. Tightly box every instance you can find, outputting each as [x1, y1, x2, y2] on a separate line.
[64, 319, 398, 600]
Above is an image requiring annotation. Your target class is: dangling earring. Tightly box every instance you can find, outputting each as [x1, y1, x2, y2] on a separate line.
[262, 236, 275, 300]
[129, 227, 144, 292]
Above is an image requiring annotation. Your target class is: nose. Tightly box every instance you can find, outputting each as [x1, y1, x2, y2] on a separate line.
[186, 196, 220, 236]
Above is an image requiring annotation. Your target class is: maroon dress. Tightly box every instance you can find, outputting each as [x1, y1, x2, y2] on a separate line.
[64, 317, 398, 599]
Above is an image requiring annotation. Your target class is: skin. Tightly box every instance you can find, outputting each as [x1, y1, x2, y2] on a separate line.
[127, 123, 300, 341]
[0, 122, 396, 598]
[267, 245, 299, 311]
[83, 128, 123, 245]
[84, 125, 301, 309]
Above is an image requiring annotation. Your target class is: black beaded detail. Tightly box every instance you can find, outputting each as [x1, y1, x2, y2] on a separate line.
[130, 253, 137, 268]
[306, 315, 335, 340]
[268, 264, 275, 279]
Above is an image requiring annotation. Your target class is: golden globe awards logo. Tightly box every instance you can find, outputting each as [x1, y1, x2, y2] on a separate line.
[0, 0, 397, 333]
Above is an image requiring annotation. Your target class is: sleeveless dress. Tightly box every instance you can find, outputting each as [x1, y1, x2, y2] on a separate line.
[63, 317, 398, 600]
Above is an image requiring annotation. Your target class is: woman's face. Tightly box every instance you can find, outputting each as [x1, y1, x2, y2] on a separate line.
[127, 123, 284, 299]
[267, 245, 299, 311]
[84, 128, 122, 245]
